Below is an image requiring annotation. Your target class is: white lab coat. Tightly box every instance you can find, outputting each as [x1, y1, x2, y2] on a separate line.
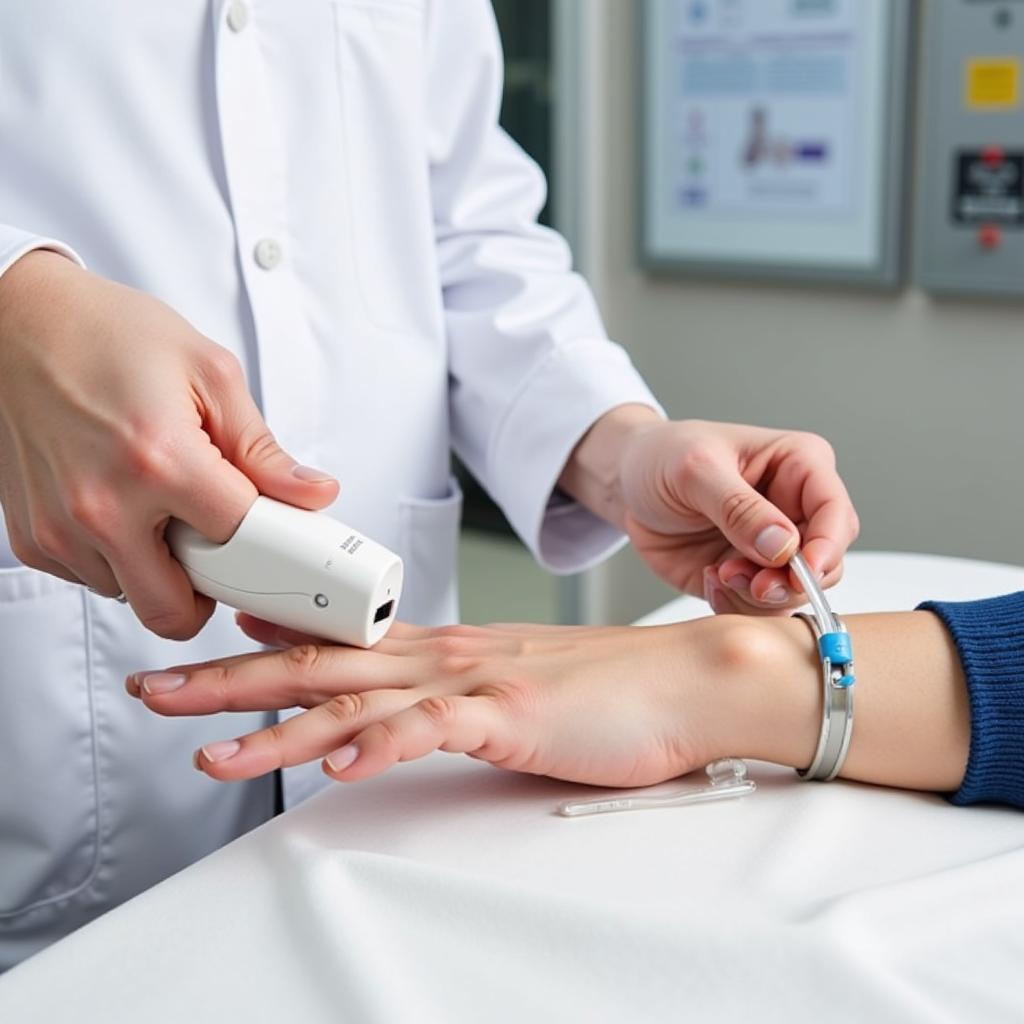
[0, 0, 657, 966]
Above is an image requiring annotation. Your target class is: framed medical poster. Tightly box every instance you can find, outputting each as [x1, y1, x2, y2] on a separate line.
[639, 0, 913, 286]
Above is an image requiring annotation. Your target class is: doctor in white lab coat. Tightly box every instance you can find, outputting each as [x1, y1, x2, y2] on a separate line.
[0, 0, 858, 967]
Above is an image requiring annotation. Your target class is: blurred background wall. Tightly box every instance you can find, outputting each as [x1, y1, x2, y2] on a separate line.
[459, 0, 1024, 626]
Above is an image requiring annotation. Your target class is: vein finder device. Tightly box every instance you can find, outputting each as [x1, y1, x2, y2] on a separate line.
[167, 497, 403, 648]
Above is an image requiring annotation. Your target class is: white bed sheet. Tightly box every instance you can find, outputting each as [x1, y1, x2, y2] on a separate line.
[2, 551, 1024, 1023]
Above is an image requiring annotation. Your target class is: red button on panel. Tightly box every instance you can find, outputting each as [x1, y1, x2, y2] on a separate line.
[981, 145, 1006, 167]
[978, 223, 1003, 249]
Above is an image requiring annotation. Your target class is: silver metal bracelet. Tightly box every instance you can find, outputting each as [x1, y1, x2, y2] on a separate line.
[789, 554, 856, 783]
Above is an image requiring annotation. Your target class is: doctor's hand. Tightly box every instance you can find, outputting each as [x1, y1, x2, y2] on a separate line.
[558, 406, 859, 615]
[0, 250, 338, 639]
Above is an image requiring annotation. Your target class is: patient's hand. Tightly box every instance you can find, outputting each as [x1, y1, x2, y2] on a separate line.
[129, 614, 812, 788]
[132, 607, 972, 794]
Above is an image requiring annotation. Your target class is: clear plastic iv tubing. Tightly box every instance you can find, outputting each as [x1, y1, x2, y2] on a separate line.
[789, 551, 835, 634]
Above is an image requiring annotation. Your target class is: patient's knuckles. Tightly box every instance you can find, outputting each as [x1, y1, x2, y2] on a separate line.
[436, 624, 484, 640]
[282, 642, 326, 679]
[190, 664, 234, 706]
[416, 695, 458, 729]
[474, 681, 535, 721]
[428, 632, 476, 659]
[426, 635, 488, 676]
[322, 692, 365, 727]
[256, 723, 288, 767]
[372, 717, 406, 758]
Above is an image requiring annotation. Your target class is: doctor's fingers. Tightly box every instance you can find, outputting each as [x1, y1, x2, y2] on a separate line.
[766, 442, 859, 575]
[100, 524, 218, 640]
[158, 428, 261, 543]
[13, 534, 119, 595]
[714, 555, 845, 611]
[194, 350, 339, 512]
[785, 498, 859, 592]
[96, 443, 260, 637]
[137, 645, 429, 716]
[1, 473, 122, 593]
[193, 687, 425, 781]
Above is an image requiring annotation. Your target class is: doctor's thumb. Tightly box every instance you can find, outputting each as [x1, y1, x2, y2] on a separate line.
[212, 395, 339, 512]
[232, 425, 339, 511]
[198, 359, 339, 510]
[693, 470, 799, 568]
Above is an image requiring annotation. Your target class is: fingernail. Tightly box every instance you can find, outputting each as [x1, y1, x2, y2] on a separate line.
[325, 745, 359, 773]
[125, 674, 141, 697]
[199, 740, 241, 763]
[723, 573, 751, 595]
[762, 585, 789, 604]
[292, 464, 335, 483]
[755, 525, 796, 562]
[141, 672, 187, 695]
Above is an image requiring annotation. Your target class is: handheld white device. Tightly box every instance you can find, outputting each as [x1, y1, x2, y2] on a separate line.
[166, 497, 403, 648]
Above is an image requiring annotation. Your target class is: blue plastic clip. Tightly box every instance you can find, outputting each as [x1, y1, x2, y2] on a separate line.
[819, 631, 852, 667]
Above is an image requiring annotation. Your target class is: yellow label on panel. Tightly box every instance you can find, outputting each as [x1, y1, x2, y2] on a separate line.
[965, 58, 1021, 109]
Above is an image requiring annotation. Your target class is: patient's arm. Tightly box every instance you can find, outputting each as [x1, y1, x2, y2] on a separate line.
[129, 608, 976, 798]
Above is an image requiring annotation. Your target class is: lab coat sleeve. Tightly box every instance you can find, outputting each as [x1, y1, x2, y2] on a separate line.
[425, 0, 663, 574]
[0, 224, 84, 280]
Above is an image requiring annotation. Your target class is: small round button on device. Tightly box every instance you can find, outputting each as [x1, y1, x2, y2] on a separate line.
[226, 0, 249, 33]
[253, 237, 282, 270]
[314, 594, 329, 608]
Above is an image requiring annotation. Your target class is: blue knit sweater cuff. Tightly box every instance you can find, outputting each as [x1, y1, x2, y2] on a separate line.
[918, 591, 1024, 808]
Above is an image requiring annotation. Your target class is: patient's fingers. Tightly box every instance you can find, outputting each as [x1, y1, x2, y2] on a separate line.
[234, 613, 326, 649]
[137, 645, 414, 715]
[324, 693, 510, 783]
[126, 648, 285, 698]
[476, 622, 598, 635]
[193, 688, 419, 781]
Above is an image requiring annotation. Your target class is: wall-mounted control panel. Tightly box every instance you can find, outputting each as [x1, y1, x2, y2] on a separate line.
[916, 0, 1024, 295]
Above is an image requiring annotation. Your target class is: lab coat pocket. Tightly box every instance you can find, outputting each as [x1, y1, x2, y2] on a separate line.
[0, 570, 98, 918]
[331, 0, 433, 334]
[398, 477, 462, 626]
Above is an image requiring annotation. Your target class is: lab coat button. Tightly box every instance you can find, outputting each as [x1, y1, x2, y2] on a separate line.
[226, 1, 249, 33]
[254, 237, 282, 270]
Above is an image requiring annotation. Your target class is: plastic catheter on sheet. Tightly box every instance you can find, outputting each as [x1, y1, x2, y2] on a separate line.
[557, 758, 756, 818]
